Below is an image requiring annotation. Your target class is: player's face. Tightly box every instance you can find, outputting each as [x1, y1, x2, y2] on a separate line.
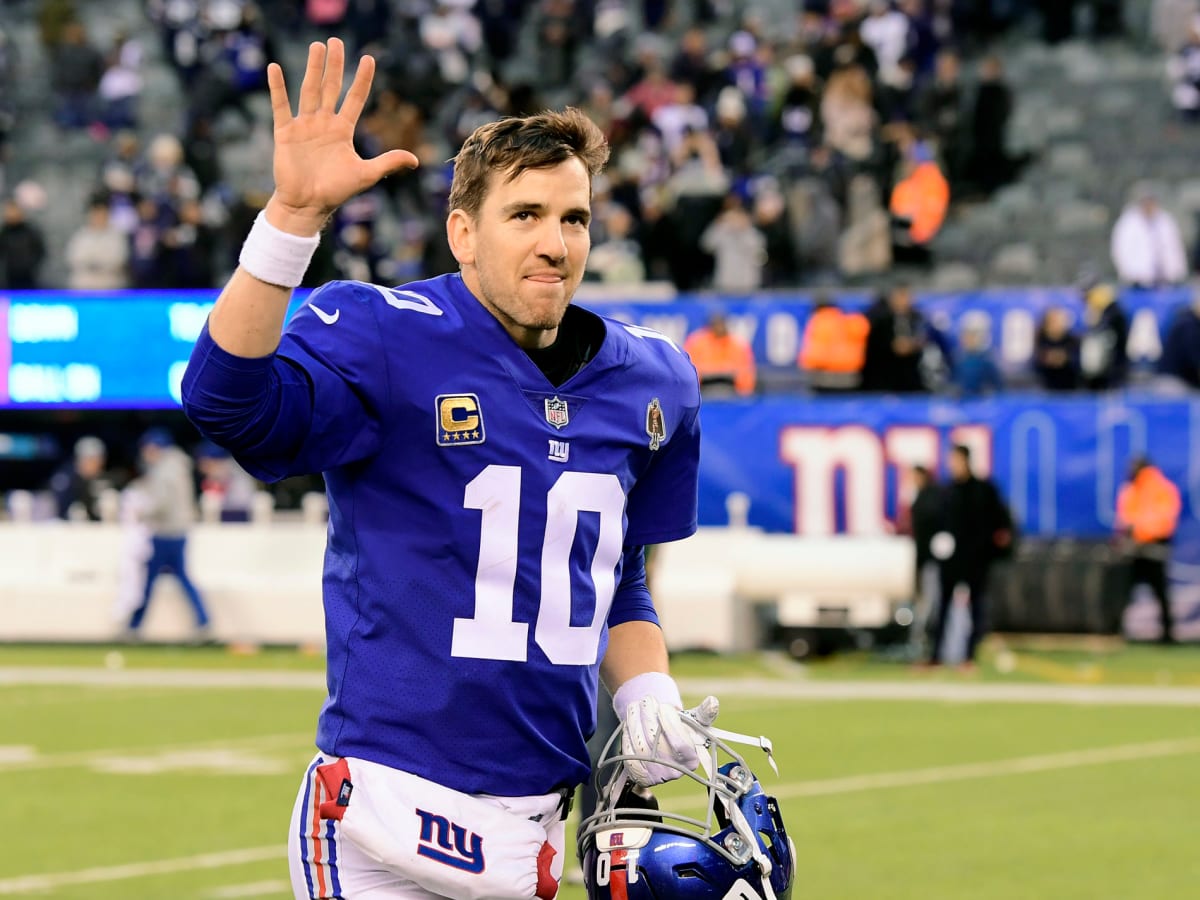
[451, 159, 592, 349]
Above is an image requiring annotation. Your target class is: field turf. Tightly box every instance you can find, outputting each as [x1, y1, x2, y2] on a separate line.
[1, 642, 1197, 898]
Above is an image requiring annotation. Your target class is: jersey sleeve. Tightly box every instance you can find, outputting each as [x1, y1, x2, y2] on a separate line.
[624, 373, 702, 546]
[181, 280, 392, 481]
[608, 545, 659, 627]
[266, 281, 393, 475]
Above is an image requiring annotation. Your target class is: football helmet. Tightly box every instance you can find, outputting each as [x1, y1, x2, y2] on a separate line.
[578, 708, 794, 900]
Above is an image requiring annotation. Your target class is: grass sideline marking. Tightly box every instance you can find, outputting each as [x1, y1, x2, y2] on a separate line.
[4, 668, 1200, 705]
[208, 879, 291, 898]
[0, 848, 283, 894]
[0, 732, 312, 773]
[773, 736, 1200, 799]
[4, 736, 1199, 892]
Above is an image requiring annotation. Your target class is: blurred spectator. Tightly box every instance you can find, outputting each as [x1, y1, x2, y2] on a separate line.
[953, 317, 1003, 397]
[925, 443, 1013, 669]
[49, 436, 113, 521]
[97, 29, 143, 132]
[907, 463, 944, 653]
[724, 30, 770, 132]
[753, 184, 799, 286]
[839, 173, 892, 277]
[711, 87, 756, 176]
[535, 0, 584, 96]
[129, 197, 169, 288]
[917, 50, 966, 194]
[670, 26, 720, 103]
[860, 0, 912, 90]
[787, 147, 843, 279]
[421, 0, 482, 87]
[0, 197, 47, 288]
[774, 54, 820, 149]
[1034, 306, 1082, 390]
[889, 139, 948, 265]
[1168, 19, 1200, 119]
[196, 441, 257, 522]
[51, 19, 104, 130]
[37, 0, 78, 51]
[588, 204, 646, 284]
[684, 312, 757, 396]
[798, 296, 870, 391]
[139, 134, 201, 206]
[182, 117, 223, 193]
[651, 83, 709, 156]
[1116, 456, 1182, 644]
[1157, 289, 1200, 387]
[333, 221, 391, 284]
[861, 282, 930, 392]
[126, 429, 210, 639]
[65, 195, 130, 289]
[1111, 183, 1189, 287]
[1080, 283, 1130, 390]
[162, 198, 217, 288]
[305, 0, 349, 28]
[821, 64, 877, 162]
[0, 25, 15, 167]
[1153, 0, 1200, 53]
[700, 193, 767, 292]
[965, 55, 1028, 196]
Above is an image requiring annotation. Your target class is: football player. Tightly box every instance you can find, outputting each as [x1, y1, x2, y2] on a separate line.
[182, 38, 711, 899]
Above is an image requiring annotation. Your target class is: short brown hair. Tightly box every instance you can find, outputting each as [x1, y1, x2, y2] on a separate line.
[447, 108, 610, 218]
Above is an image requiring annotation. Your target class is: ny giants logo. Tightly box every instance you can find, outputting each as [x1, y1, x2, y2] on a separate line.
[415, 809, 485, 874]
[780, 424, 993, 534]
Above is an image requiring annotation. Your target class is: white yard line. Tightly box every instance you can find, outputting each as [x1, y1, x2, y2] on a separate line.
[0, 667, 327, 690]
[4, 735, 1199, 893]
[0, 731, 313, 772]
[4, 667, 1200, 705]
[207, 879, 291, 898]
[678, 677, 1200, 706]
[0, 848, 283, 895]
[773, 736, 1200, 799]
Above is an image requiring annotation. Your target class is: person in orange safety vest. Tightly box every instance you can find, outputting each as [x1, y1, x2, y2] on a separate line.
[798, 297, 870, 391]
[683, 312, 756, 396]
[1115, 457, 1182, 643]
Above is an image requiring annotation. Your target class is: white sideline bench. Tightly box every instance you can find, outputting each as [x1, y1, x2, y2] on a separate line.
[652, 527, 916, 653]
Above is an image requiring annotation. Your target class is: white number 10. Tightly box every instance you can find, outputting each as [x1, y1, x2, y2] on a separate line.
[451, 465, 625, 665]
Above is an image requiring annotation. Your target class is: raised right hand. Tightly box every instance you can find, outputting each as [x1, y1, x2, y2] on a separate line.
[265, 37, 418, 234]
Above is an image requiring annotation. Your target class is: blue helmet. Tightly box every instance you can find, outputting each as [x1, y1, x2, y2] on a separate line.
[578, 713, 795, 900]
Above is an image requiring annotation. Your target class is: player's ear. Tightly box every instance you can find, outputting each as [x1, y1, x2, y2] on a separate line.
[446, 209, 476, 267]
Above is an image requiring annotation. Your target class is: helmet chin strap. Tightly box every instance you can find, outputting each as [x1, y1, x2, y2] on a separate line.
[685, 717, 780, 900]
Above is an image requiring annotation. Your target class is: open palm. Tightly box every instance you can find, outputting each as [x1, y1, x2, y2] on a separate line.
[267, 38, 418, 225]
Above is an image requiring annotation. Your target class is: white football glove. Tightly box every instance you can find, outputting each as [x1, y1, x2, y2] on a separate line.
[612, 672, 720, 787]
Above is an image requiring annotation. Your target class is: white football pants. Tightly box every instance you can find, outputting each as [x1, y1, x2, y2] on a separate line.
[287, 752, 567, 899]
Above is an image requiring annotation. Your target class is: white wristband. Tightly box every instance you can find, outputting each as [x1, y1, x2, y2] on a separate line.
[238, 210, 321, 288]
[613, 671, 683, 721]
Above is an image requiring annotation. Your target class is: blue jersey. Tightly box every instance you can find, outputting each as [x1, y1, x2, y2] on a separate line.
[182, 274, 700, 795]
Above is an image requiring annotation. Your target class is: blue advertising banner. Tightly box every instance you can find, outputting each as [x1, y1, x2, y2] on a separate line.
[594, 286, 1192, 376]
[695, 394, 1200, 638]
[0, 286, 1192, 408]
[694, 394, 1200, 539]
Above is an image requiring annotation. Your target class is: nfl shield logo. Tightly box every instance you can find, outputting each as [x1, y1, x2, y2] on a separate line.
[545, 396, 569, 429]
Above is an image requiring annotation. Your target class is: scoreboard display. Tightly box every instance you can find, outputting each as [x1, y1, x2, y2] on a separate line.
[0, 291, 306, 409]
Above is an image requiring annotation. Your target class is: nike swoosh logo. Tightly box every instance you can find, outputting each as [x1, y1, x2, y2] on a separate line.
[309, 303, 340, 325]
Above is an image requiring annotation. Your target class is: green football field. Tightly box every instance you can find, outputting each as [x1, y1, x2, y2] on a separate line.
[1, 642, 1198, 899]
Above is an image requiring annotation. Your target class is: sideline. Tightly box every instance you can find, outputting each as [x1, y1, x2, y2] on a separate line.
[3, 735, 1199, 893]
[0, 731, 312, 772]
[0, 848, 283, 894]
[4, 667, 1200, 705]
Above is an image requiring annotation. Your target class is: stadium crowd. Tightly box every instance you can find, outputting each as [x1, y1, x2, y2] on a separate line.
[0, 0, 1148, 297]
